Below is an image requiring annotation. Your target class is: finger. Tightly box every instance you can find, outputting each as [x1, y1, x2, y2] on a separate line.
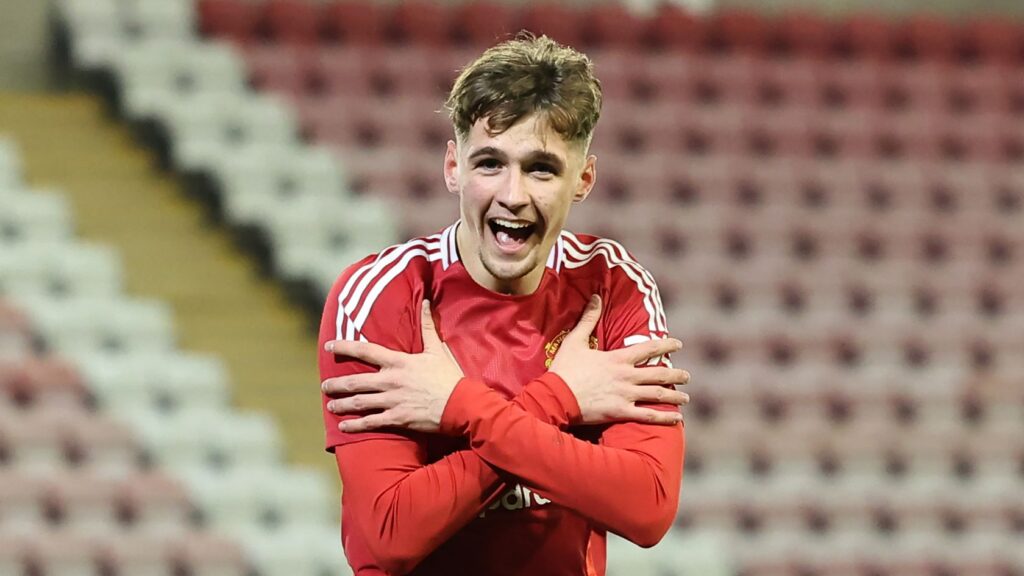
[568, 294, 602, 343]
[328, 392, 399, 415]
[629, 385, 691, 406]
[325, 339, 399, 367]
[628, 367, 690, 387]
[420, 300, 444, 354]
[619, 406, 683, 426]
[338, 412, 396, 433]
[322, 372, 393, 396]
[619, 337, 682, 366]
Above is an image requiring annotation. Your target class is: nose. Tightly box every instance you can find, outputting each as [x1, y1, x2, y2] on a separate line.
[496, 168, 530, 211]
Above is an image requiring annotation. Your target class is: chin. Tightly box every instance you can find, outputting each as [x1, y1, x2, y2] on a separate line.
[481, 250, 537, 282]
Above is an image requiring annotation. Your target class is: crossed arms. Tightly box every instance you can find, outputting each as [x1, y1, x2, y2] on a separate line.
[320, 297, 689, 574]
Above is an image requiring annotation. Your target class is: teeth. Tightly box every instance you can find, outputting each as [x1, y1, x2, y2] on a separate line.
[492, 218, 532, 229]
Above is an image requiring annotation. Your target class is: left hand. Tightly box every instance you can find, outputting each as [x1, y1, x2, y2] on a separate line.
[322, 300, 464, 433]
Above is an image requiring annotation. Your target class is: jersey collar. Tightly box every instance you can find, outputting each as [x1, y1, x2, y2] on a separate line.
[441, 220, 563, 274]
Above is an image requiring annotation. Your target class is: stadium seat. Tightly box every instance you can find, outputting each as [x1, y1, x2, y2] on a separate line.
[832, 14, 896, 60]
[772, 11, 833, 57]
[321, 0, 389, 45]
[519, 3, 584, 48]
[0, 190, 74, 244]
[264, 0, 322, 46]
[390, 0, 451, 46]
[243, 44, 314, 98]
[709, 10, 770, 54]
[582, 4, 645, 48]
[196, 0, 263, 45]
[961, 17, 1024, 63]
[451, 0, 519, 47]
[647, 3, 705, 52]
[895, 14, 960, 61]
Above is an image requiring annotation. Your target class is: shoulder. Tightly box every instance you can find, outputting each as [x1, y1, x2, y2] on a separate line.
[321, 227, 453, 340]
[558, 229, 659, 291]
[559, 229, 668, 338]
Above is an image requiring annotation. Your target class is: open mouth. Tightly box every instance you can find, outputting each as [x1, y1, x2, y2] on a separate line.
[487, 218, 537, 253]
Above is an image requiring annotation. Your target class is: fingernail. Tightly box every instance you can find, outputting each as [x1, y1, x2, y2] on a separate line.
[423, 300, 431, 314]
[321, 381, 328, 394]
[590, 294, 601, 307]
[327, 400, 335, 411]
[338, 421, 348, 432]
[324, 341, 334, 353]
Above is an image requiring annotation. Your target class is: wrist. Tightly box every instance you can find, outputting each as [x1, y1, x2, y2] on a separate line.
[439, 376, 483, 435]
[532, 372, 583, 426]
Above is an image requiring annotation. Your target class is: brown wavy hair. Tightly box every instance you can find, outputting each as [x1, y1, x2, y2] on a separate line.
[445, 33, 603, 148]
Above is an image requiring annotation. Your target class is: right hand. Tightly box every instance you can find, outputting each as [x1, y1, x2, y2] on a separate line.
[549, 294, 690, 426]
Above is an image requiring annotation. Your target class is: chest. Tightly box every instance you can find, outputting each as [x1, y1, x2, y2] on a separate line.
[434, 291, 599, 398]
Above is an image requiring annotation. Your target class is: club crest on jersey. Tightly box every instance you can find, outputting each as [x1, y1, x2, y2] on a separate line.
[544, 330, 599, 368]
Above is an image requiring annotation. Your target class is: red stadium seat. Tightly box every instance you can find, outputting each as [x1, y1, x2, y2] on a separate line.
[451, 1, 520, 47]
[119, 474, 194, 533]
[895, 14, 960, 61]
[647, 3, 705, 52]
[581, 4, 645, 48]
[196, 0, 263, 44]
[709, 9, 770, 54]
[961, 17, 1024, 63]
[243, 44, 315, 98]
[321, 0, 388, 45]
[772, 11, 833, 57]
[311, 45, 377, 97]
[172, 533, 247, 576]
[390, 0, 452, 46]
[832, 14, 896, 60]
[264, 0, 322, 46]
[519, 4, 583, 49]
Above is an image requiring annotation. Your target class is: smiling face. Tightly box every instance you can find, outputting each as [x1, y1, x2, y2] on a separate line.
[444, 113, 597, 295]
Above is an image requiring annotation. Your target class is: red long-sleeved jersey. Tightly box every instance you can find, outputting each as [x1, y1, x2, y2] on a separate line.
[318, 221, 684, 576]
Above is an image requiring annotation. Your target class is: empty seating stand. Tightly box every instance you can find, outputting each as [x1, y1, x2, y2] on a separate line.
[47, 1, 1024, 575]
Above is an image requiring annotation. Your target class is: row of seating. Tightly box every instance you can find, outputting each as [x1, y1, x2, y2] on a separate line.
[246, 44, 1024, 113]
[199, 0, 1024, 64]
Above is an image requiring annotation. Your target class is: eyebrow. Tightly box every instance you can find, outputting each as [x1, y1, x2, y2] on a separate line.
[467, 147, 566, 171]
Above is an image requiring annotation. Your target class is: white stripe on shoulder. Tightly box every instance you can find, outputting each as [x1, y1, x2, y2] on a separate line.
[335, 235, 441, 341]
[562, 232, 667, 331]
[560, 232, 666, 333]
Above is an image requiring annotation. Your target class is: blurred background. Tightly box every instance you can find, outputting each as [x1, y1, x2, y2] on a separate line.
[1, 0, 1022, 575]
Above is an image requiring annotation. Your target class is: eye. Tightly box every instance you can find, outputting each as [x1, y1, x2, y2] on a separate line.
[528, 163, 559, 177]
[476, 158, 502, 172]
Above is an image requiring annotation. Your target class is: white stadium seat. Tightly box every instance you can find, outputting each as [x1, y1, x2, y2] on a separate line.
[65, 350, 230, 414]
[0, 241, 122, 298]
[0, 190, 74, 244]
[10, 294, 176, 354]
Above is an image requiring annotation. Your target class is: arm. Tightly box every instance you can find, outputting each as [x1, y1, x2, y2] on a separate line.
[441, 251, 685, 547]
[332, 372, 576, 575]
[440, 374, 683, 547]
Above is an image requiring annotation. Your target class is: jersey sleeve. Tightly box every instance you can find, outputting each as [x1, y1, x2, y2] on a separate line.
[319, 253, 419, 450]
[437, 247, 685, 548]
[601, 247, 674, 370]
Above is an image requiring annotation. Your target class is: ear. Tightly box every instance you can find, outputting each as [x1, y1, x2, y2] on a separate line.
[573, 154, 597, 203]
[443, 140, 459, 195]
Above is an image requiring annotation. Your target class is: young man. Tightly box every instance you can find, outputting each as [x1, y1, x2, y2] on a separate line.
[318, 35, 689, 575]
